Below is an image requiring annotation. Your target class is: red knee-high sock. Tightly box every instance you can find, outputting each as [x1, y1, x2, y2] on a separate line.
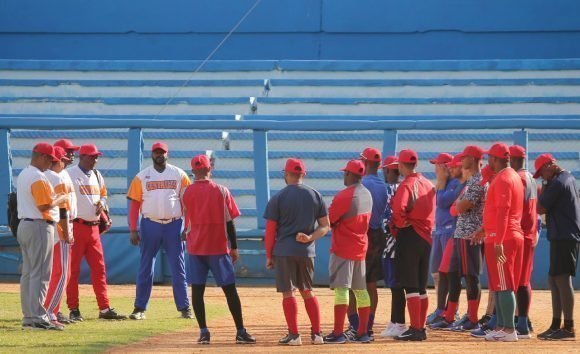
[420, 294, 429, 329]
[467, 299, 480, 324]
[283, 297, 299, 335]
[406, 293, 421, 330]
[357, 306, 371, 335]
[445, 301, 459, 323]
[334, 304, 348, 335]
[304, 295, 321, 334]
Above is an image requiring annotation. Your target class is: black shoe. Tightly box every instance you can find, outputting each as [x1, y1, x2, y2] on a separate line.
[344, 327, 357, 342]
[31, 321, 57, 330]
[548, 328, 575, 341]
[198, 331, 210, 345]
[395, 328, 425, 341]
[278, 333, 301, 345]
[180, 307, 194, 319]
[57, 312, 73, 324]
[129, 307, 146, 320]
[528, 318, 534, 333]
[538, 328, 559, 340]
[99, 308, 128, 320]
[236, 328, 256, 344]
[478, 314, 492, 326]
[368, 329, 375, 342]
[69, 309, 84, 322]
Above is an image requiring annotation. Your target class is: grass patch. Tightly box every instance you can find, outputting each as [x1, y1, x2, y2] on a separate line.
[0, 292, 226, 353]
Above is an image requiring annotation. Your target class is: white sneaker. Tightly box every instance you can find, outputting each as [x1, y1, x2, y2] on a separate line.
[485, 330, 499, 341]
[382, 323, 407, 338]
[380, 322, 396, 337]
[497, 330, 518, 342]
[311, 333, 324, 345]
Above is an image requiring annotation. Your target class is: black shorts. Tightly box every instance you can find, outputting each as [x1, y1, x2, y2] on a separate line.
[394, 226, 431, 290]
[549, 240, 580, 277]
[275, 256, 315, 293]
[448, 238, 483, 277]
[366, 228, 386, 283]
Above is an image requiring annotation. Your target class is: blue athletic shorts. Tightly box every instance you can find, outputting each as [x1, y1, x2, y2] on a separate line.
[188, 254, 235, 287]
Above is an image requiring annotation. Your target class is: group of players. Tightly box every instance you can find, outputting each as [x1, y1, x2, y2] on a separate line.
[16, 139, 579, 346]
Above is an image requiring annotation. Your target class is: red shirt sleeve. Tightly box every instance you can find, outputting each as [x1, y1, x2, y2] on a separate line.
[264, 220, 277, 259]
[224, 187, 241, 220]
[328, 188, 352, 225]
[128, 200, 141, 231]
[494, 178, 513, 244]
[391, 183, 411, 228]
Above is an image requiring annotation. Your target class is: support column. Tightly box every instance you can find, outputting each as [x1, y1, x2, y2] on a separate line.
[253, 130, 270, 229]
[0, 129, 12, 225]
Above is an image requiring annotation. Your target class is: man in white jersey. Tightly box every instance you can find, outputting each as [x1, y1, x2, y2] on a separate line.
[43, 146, 76, 329]
[66, 144, 127, 321]
[126, 142, 193, 320]
[18, 143, 67, 330]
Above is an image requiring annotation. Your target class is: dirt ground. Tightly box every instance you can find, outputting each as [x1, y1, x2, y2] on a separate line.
[2, 284, 578, 353]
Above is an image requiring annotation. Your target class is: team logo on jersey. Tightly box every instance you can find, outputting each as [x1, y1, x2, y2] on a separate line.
[146, 180, 178, 191]
[78, 185, 100, 195]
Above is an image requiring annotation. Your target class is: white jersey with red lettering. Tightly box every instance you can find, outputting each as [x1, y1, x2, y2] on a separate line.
[67, 166, 107, 222]
[127, 164, 191, 220]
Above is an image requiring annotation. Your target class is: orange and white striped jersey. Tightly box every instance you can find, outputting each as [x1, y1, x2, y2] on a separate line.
[127, 164, 191, 220]
[68, 166, 107, 222]
[17, 165, 57, 222]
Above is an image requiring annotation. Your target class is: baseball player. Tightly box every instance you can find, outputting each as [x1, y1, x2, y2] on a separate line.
[18, 143, 67, 330]
[181, 154, 255, 345]
[427, 153, 463, 325]
[431, 146, 486, 331]
[535, 154, 579, 341]
[378, 156, 409, 338]
[343, 148, 388, 340]
[43, 146, 76, 329]
[126, 142, 192, 320]
[390, 149, 436, 341]
[480, 143, 524, 342]
[67, 144, 127, 321]
[54, 139, 80, 167]
[323, 159, 372, 344]
[263, 158, 329, 346]
[509, 145, 538, 338]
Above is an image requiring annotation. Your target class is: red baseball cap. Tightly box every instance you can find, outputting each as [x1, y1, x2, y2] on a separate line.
[360, 147, 382, 163]
[53, 146, 71, 161]
[484, 143, 510, 159]
[509, 145, 526, 158]
[429, 152, 453, 165]
[341, 159, 365, 176]
[533, 153, 556, 178]
[381, 155, 399, 169]
[191, 154, 211, 170]
[79, 144, 102, 156]
[151, 141, 168, 152]
[283, 158, 306, 175]
[446, 154, 464, 168]
[54, 139, 80, 151]
[398, 149, 418, 164]
[461, 145, 484, 160]
[33, 142, 59, 162]
[480, 165, 495, 186]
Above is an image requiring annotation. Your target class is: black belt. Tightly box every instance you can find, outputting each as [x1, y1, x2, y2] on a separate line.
[73, 218, 100, 226]
[23, 218, 55, 226]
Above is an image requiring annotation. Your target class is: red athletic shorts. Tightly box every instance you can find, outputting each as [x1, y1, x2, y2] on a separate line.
[518, 240, 535, 287]
[484, 236, 523, 292]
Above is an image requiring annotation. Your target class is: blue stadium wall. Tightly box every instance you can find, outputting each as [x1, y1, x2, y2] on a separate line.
[1, 0, 580, 60]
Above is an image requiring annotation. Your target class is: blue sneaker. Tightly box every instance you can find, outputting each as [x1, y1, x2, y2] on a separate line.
[451, 318, 479, 332]
[197, 331, 210, 345]
[426, 309, 444, 325]
[354, 333, 371, 343]
[471, 324, 493, 338]
[449, 314, 469, 331]
[344, 327, 357, 342]
[429, 318, 454, 330]
[323, 332, 347, 344]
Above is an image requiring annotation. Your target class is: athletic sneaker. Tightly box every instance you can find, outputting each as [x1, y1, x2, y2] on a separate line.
[323, 332, 347, 344]
[31, 321, 57, 330]
[50, 320, 65, 331]
[21, 323, 33, 330]
[384, 323, 408, 337]
[129, 308, 146, 320]
[394, 328, 426, 341]
[489, 330, 518, 342]
[484, 330, 499, 341]
[517, 329, 533, 339]
[278, 333, 301, 346]
[311, 332, 324, 345]
[99, 308, 128, 320]
[429, 318, 453, 330]
[344, 327, 357, 342]
[368, 330, 375, 342]
[69, 309, 84, 322]
[478, 314, 492, 326]
[426, 309, 444, 325]
[451, 319, 479, 332]
[471, 324, 493, 338]
[198, 331, 210, 344]
[235, 328, 256, 344]
[449, 315, 470, 331]
[180, 308, 194, 319]
[538, 328, 558, 340]
[547, 328, 575, 341]
[354, 333, 371, 343]
[57, 312, 73, 324]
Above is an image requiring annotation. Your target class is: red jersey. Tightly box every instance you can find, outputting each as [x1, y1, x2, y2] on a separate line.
[182, 179, 240, 255]
[390, 173, 436, 244]
[328, 183, 372, 261]
[483, 167, 524, 245]
[517, 169, 539, 243]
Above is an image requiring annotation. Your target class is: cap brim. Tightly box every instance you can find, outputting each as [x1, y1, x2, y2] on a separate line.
[429, 159, 437, 164]
[381, 162, 399, 169]
[533, 169, 542, 179]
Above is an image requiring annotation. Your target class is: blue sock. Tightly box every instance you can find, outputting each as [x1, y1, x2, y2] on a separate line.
[517, 315, 529, 332]
[200, 327, 209, 334]
[348, 313, 359, 330]
[487, 314, 497, 329]
[367, 314, 375, 332]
